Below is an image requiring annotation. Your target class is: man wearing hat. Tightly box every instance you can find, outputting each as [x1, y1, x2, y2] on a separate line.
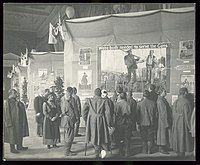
[136, 90, 157, 154]
[124, 49, 141, 84]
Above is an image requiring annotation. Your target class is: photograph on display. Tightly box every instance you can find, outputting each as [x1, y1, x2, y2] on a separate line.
[180, 74, 195, 93]
[79, 48, 91, 65]
[38, 68, 48, 81]
[78, 70, 92, 91]
[98, 43, 170, 92]
[179, 40, 194, 60]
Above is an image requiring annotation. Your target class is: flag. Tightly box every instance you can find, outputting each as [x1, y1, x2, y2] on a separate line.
[48, 23, 57, 44]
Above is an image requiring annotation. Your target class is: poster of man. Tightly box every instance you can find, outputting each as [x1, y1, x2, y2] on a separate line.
[179, 40, 194, 60]
[180, 74, 195, 93]
[79, 48, 91, 65]
[78, 70, 92, 91]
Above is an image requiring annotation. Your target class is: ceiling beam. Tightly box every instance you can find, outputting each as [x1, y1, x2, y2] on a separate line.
[4, 6, 50, 16]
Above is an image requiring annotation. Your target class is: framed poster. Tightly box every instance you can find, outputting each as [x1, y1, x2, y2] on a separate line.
[79, 48, 91, 65]
[78, 70, 92, 92]
[38, 68, 48, 84]
[180, 74, 195, 93]
[179, 40, 194, 60]
[98, 43, 170, 92]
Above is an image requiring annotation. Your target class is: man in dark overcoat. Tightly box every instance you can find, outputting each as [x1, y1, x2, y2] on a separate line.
[82, 88, 112, 158]
[72, 87, 82, 137]
[34, 89, 45, 137]
[3, 89, 29, 153]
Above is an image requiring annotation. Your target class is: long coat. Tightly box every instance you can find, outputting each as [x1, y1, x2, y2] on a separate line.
[172, 96, 193, 152]
[82, 96, 111, 145]
[156, 96, 172, 146]
[3, 98, 29, 144]
[43, 101, 61, 144]
[34, 95, 44, 124]
[136, 98, 157, 127]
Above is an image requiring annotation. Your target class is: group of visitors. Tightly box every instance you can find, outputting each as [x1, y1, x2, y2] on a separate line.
[3, 84, 195, 159]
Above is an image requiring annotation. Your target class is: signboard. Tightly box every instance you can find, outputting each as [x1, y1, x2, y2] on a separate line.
[179, 40, 194, 60]
[175, 65, 195, 70]
[79, 48, 91, 65]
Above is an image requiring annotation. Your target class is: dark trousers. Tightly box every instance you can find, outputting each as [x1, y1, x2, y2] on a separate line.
[140, 126, 154, 153]
[64, 127, 75, 154]
[115, 125, 131, 156]
[74, 117, 80, 136]
[146, 66, 153, 83]
[127, 67, 137, 83]
[37, 123, 43, 137]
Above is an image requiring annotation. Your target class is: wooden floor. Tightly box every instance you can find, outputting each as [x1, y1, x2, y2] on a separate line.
[3, 109, 195, 161]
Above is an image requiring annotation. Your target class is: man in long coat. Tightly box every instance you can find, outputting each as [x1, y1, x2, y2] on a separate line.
[82, 88, 111, 158]
[156, 88, 172, 154]
[172, 87, 193, 157]
[60, 87, 79, 156]
[34, 89, 45, 137]
[136, 90, 157, 154]
[4, 89, 29, 153]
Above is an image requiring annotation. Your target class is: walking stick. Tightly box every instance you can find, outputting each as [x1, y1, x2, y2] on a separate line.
[85, 143, 87, 156]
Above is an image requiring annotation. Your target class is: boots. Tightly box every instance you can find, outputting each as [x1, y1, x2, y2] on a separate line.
[10, 144, 19, 153]
[95, 149, 100, 158]
[142, 142, 148, 154]
[159, 146, 169, 154]
[147, 141, 153, 154]
[64, 142, 76, 156]
[119, 141, 124, 157]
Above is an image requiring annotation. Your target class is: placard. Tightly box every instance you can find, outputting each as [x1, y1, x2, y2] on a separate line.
[180, 74, 195, 93]
[78, 70, 92, 92]
[179, 40, 194, 60]
[79, 48, 91, 65]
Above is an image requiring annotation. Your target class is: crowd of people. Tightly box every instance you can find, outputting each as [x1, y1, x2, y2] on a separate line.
[3, 84, 195, 159]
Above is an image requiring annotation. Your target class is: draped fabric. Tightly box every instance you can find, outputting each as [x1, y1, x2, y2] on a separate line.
[62, 7, 194, 90]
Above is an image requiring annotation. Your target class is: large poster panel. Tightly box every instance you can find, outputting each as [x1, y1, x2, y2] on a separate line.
[98, 43, 170, 92]
[78, 70, 92, 92]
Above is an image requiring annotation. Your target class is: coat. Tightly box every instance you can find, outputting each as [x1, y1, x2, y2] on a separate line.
[171, 96, 193, 152]
[136, 98, 157, 127]
[73, 94, 81, 117]
[34, 95, 44, 124]
[60, 96, 78, 128]
[127, 96, 137, 130]
[190, 107, 195, 138]
[114, 100, 131, 126]
[3, 98, 29, 145]
[82, 96, 111, 145]
[156, 96, 172, 146]
[43, 101, 60, 143]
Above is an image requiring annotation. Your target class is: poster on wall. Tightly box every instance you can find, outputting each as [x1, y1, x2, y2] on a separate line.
[98, 43, 170, 92]
[38, 68, 48, 84]
[180, 74, 195, 93]
[78, 70, 92, 92]
[179, 40, 194, 60]
[79, 48, 91, 65]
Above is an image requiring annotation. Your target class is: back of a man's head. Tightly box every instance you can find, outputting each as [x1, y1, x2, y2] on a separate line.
[149, 84, 156, 92]
[143, 90, 150, 98]
[94, 88, 101, 97]
[179, 87, 188, 96]
[119, 92, 127, 100]
[116, 86, 123, 94]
